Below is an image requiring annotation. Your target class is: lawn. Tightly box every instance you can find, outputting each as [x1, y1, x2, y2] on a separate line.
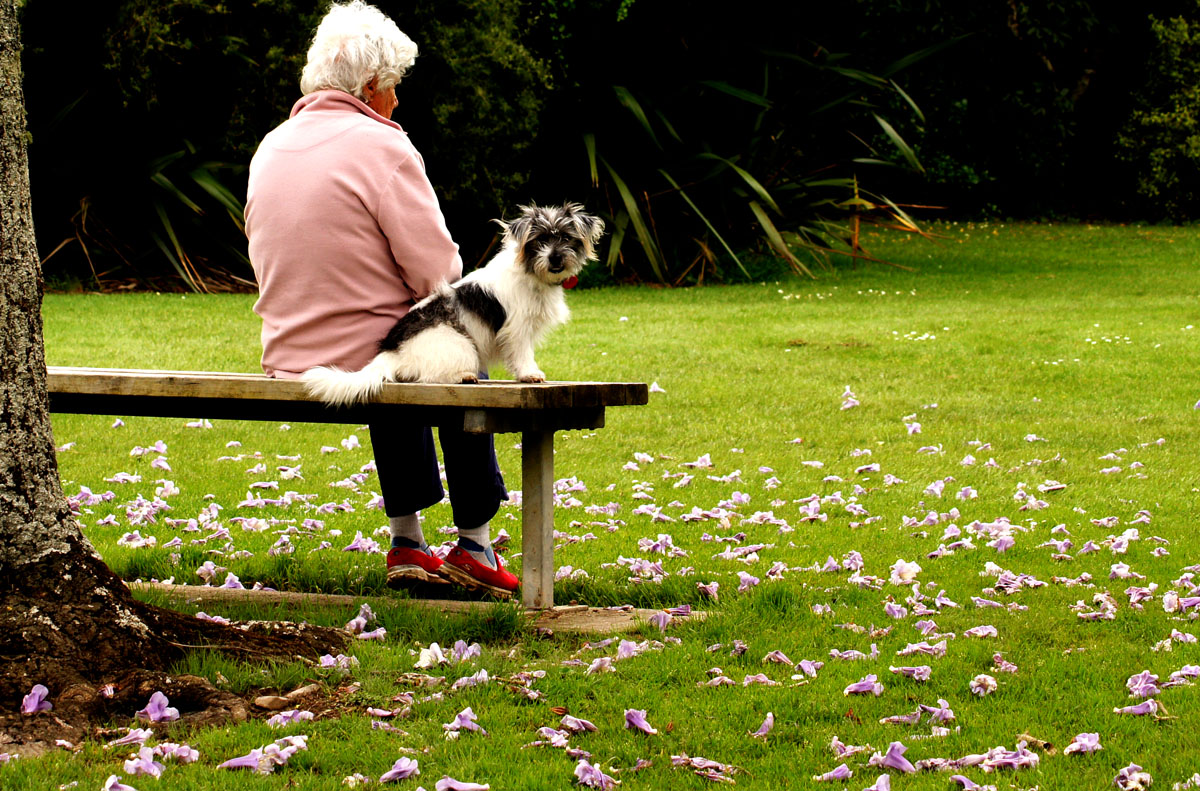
[11, 222, 1200, 789]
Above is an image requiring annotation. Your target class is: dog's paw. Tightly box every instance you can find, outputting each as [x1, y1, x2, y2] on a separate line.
[458, 372, 480, 384]
[519, 371, 546, 384]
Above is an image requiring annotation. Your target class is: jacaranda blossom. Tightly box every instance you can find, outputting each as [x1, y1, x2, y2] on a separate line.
[379, 757, 420, 783]
[624, 709, 658, 735]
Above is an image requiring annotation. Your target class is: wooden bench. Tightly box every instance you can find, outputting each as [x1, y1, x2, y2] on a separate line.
[47, 366, 648, 609]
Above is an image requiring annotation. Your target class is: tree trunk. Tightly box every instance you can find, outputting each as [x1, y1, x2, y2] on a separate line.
[0, 0, 344, 754]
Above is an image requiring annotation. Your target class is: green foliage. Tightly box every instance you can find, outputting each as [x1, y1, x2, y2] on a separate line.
[528, 2, 936, 284]
[21, 0, 553, 286]
[25, 0, 1200, 292]
[401, 0, 554, 232]
[846, 0, 1199, 219]
[1116, 5, 1200, 220]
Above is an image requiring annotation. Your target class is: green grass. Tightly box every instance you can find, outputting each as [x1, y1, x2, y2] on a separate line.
[14, 221, 1200, 788]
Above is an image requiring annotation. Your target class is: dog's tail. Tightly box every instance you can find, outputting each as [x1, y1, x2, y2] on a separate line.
[302, 355, 396, 407]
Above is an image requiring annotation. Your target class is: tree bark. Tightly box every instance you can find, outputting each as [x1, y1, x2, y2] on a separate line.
[0, 0, 345, 753]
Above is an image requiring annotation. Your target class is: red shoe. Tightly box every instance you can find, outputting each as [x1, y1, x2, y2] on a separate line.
[440, 545, 520, 598]
[386, 545, 449, 587]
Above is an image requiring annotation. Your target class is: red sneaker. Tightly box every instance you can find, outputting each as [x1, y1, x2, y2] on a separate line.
[386, 545, 449, 587]
[440, 545, 520, 598]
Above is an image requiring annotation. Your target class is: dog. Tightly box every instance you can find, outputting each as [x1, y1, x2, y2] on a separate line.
[302, 203, 604, 406]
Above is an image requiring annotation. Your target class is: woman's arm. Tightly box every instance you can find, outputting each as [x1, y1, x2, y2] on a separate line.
[375, 152, 463, 299]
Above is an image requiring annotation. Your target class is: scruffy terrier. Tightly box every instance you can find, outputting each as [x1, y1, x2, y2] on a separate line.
[303, 203, 604, 405]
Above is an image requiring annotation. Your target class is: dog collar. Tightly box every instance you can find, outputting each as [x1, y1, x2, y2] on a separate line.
[562, 276, 579, 289]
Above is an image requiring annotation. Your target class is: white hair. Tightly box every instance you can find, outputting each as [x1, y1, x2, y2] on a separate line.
[300, 0, 418, 100]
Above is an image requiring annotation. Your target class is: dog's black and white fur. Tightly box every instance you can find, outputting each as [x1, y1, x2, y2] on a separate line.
[303, 203, 604, 406]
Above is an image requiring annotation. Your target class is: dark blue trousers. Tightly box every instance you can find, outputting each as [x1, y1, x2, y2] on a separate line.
[368, 378, 508, 528]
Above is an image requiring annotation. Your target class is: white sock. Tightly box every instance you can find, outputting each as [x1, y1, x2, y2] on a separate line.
[389, 513, 425, 548]
[456, 523, 496, 569]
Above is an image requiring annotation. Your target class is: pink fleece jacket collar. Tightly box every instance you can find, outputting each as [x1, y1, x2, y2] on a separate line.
[289, 89, 406, 133]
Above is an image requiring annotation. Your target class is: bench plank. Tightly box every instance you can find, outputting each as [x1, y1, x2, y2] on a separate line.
[47, 367, 646, 434]
[47, 367, 647, 410]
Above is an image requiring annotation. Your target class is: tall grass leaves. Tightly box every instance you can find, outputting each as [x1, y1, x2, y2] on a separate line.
[601, 156, 668, 282]
[749, 200, 814, 278]
[699, 79, 772, 109]
[698, 153, 782, 215]
[583, 40, 935, 284]
[613, 86, 661, 149]
[873, 113, 924, 173]
[659, 169, 748, 278]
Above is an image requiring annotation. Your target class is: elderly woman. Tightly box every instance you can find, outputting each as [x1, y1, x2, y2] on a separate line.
[245, 0, 519, 596]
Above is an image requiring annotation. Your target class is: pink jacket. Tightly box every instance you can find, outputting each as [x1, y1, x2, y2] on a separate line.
[245, 90, 462, 378]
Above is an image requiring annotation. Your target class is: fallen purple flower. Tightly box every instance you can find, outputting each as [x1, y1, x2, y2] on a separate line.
[103, 728, 154, 750]
[217, 748, 265, 772]
[749, 712, 774, 738]
[860, 775, 891, 791]
[574, 758, 620, 789]
[991, 653, 1018, 674]
[917, 698, 955, 723]
[624, 709, 658, 735]
[889, 559, 922, 585]
[813, 763, 852, 782]
[532, 726, 570, 748]
[889, 665, 931, 682]
[103, 776, 139, 791]
[342, 531, 381, 553]
[20, 684, 52, 715]
[1063, 732, 1102, 755]
[586, 657, 614, 675]
[380, 756, 420, 782]
[616, 640, 641, 660]
[879, 710, 921, 726]
[561, 715, 597, 733]
[969, 674, 998, 696]
[884, 602, 908, 619]
[1114, 699, 1159, 716]
[1126, 670, 1160, 699]
[450, 668, 491, 690]
[451, 640, 482, 663]
[267, 710, 314, 728]
[649, 611, 672, 632]
[444, 707, 487, 735]
[135, 691, 180, 723]
[153, 743, 200, 763]
[796, 659, 824, 678]
[870, 741, 916, 774]
[737, 571, 761, 593]
[436, 777, 491, 791]
[217, 736, 309, 775]
[122, 746, 164, 778]
[844, 674, 884, 697]
[1114, 763, 1153, 790]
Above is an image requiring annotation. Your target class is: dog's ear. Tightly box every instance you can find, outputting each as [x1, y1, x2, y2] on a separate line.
[497, 211, 534, 248]
[567, 204, 606, 255]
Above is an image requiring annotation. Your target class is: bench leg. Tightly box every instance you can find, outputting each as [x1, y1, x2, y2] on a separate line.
[521, 430, 555, 609]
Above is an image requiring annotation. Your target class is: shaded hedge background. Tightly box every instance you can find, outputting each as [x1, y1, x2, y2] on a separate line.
[18, 0, 1200, 289]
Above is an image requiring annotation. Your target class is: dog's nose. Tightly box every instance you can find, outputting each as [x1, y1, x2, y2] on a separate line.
[548, 253, 564, 273]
